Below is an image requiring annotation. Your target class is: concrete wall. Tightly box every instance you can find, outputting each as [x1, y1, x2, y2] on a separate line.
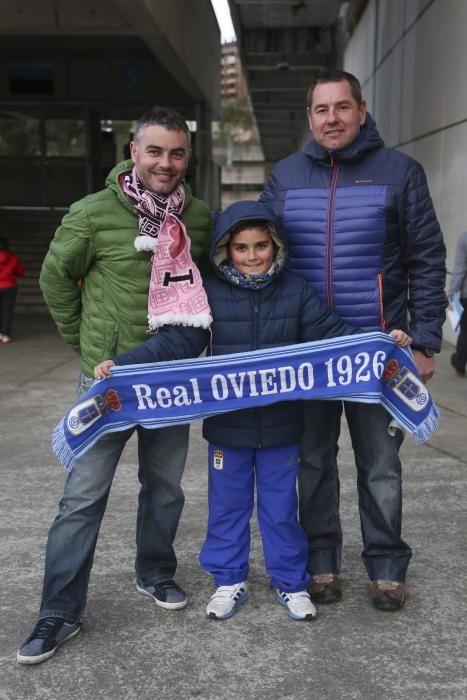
[216, 141, 266, 209]
[345, 0, 464, 345]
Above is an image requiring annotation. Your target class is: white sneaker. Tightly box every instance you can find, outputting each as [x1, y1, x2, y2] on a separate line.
[206, 582, 249, 619]
[276, 589, 317, 620]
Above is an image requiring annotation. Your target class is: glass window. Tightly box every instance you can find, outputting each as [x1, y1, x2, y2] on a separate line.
[45, 119, 86, 157]
[0, 110, 41, 156]
[9, 63, 54, 96]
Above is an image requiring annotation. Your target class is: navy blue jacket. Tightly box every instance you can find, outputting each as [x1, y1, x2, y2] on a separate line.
[202, 200, 358, 448]
[260, 114, 447, 351]
[202, 270, 357, 448]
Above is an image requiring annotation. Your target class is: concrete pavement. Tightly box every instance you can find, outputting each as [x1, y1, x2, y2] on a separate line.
[0, 316, 466, 700]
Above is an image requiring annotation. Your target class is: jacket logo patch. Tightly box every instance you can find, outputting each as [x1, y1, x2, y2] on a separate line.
[354, 178, 373, 184]
[213, 449, 224, 470]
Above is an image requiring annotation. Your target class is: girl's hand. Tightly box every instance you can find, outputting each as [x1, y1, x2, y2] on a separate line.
[94, 360, 115, 379]
[389, 329, 412, 347]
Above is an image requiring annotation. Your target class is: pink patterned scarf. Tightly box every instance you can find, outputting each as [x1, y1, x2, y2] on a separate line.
[121, 167, 212, 331]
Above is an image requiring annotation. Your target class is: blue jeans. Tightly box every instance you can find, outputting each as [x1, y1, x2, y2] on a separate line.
[298, 400, 412, 582]
[39, 373, 189, 623]
[200, 443, 310, 592]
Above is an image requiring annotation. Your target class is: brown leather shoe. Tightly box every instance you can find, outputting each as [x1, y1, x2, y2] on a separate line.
[309, 574, 342, 604]
[371, 580, 405, 610]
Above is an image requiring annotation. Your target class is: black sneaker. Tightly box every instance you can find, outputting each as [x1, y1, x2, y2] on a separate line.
[17, 617, 81, 665]
[136, 579, 187, 609]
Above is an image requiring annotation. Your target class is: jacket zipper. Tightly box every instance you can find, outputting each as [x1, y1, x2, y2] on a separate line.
[251, 293, 262, 448]
[378, 273, 386, 330]
[110, 329, 119, 355]
[326, 156, 339, 310]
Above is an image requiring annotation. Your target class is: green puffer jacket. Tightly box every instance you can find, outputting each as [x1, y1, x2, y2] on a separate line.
[39, 159, 213, 376]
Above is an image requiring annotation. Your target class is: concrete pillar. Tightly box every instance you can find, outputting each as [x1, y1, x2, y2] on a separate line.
[86, 106, 103, 194]
[194, 101, 213, 204]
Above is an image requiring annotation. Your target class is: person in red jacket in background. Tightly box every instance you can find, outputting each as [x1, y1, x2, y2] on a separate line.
[0, 236, 25, 343]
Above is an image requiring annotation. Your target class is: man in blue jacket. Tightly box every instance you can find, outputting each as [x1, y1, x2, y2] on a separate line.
[261, 69, 447, 611]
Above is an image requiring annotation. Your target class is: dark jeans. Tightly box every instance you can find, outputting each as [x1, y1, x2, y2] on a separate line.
[0, 287, 17, 336]
[38, 373, 189, 623]
[298, 400, 412, 582]
[455, 298, 467, 368]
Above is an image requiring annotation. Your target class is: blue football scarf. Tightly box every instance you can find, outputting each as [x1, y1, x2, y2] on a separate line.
[52, 332, 440, 472]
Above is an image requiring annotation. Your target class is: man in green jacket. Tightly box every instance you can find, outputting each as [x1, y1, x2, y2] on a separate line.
[18, 107, 212, 665]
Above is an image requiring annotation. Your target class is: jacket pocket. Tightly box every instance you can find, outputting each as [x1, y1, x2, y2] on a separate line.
[104, 321, 119, 357]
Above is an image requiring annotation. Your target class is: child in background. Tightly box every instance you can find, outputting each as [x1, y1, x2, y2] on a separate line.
[95, 201, 411, 621]
[0, 237, 25, 344]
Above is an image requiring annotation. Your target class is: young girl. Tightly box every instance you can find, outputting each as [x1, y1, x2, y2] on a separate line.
[95, 200, 411, 621]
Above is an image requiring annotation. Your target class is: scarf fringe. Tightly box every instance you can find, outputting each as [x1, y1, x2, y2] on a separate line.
[412, 403, 440, 444]
[148, 312, 213, 330]
[51, 419, 75, 472]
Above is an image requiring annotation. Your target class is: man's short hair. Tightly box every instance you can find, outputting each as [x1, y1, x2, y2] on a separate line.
[307, 70, 363, 107]
[133, 106, 191, 145]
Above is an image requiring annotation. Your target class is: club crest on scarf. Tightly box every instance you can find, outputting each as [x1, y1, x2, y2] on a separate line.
[67, 388, 122, 436]
[383, 359, 428, 411]
[121, 167, 212, 331]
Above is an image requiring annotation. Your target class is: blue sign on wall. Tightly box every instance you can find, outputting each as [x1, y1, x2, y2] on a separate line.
[119, 64, 145, 91]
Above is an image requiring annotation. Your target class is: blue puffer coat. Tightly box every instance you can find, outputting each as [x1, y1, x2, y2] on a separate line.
[202, 200, 358, 449]
[260, 114, 447, 351]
